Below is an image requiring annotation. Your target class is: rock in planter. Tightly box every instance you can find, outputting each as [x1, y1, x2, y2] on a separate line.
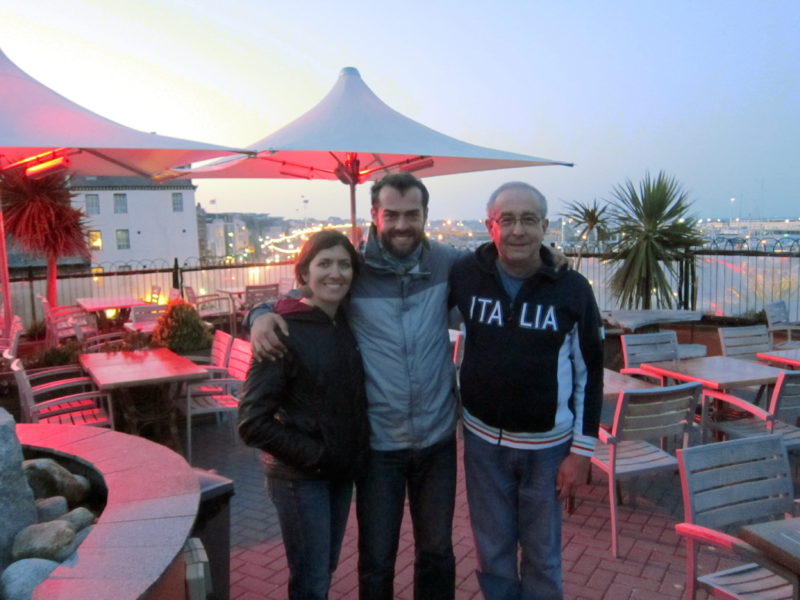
[0, 557, 59, 600]
[0, 409, 37, 570]
[60, 507, 95, 532]
[12, 520, 76, 562]
[35, 496, 68, 522]
[23, 458, 89, 505]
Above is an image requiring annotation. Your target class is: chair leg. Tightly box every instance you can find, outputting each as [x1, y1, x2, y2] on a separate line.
[609, 473, 619, 558]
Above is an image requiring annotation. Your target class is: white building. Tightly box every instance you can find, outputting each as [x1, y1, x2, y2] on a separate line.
[70, 176, 200, 268]
[205, 214, 251, 260]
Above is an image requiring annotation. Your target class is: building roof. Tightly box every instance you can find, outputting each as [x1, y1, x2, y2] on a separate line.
[69, 176, 196, 191]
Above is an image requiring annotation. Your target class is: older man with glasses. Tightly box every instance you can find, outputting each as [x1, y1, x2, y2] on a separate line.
[449, 181, 604, 600]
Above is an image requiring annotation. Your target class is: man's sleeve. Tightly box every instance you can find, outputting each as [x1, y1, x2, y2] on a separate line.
[569, 281, 605, 456]
[241, 301, 275, 333]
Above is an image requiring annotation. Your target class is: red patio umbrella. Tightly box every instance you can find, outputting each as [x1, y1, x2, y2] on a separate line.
[0, 48, 248, 336]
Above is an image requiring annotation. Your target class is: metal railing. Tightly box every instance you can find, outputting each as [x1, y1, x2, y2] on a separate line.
[6, 247, 800, 329]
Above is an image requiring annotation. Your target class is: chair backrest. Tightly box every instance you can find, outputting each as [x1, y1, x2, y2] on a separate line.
[765, 301, 790, 328]
[129, 304, 166, 323]
[620, 331, 679, 368]
[226, 338, 253, 380]
[210, 330, 234, 369]
[184, 286, 197, 304]
[718, 325, 772, 358]
[1, 316, 24, 360]
[83, 331, 126, 353]
[611, 381, 701, 445]
[243, 284, 279, 309]
[769, 370, 800, 427]
[11, 359, 36, 422]
[677, 435, 794, 533]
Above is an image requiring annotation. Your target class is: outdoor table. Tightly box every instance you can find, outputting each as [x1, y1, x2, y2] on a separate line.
[740, 517, 800, 576]
[601, 368, 658, 425]
[77, 295, 149, 329]
[603, 368, 657, 401]
[602, 309, 703, 333]
[77, 295, 149, 313]
[757, 348, 800, 369]
[639, 356, 786, 391]
[641, 356, 787, 442]
[79, 348, 208, 447]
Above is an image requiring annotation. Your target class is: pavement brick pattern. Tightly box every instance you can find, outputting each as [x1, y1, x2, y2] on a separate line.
[190, 420, 731, 599]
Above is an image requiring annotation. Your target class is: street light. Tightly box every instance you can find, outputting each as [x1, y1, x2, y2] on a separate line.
[729, 197, 736, 227]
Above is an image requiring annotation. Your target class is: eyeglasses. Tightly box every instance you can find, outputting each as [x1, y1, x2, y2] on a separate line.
[491, 215, 543, 230]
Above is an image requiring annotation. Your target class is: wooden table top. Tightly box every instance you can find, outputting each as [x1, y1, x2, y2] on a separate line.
[603, 368, 657, 401]
[79, 348, 208, 390]
[757, 348, 800, 369]
[640, 355, 786, 390]
[77, 296, 149, 312]
[602, 309, 703, 332]
[740, 517, 800, 575]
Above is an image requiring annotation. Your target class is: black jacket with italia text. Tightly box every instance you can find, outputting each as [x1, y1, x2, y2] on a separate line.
[450, 243, 604, 444]
[237, 298, 370, 481]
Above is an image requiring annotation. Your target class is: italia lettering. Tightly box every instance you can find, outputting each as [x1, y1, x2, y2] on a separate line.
[469, 297, 558, 331]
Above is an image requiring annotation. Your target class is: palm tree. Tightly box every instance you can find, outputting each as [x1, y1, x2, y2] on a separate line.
[606, 171, 704, 309]
[561, 199, 609, 270]
[0, 170, 89, 306]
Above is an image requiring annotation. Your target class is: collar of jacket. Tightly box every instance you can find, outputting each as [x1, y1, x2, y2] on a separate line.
[363, 225, 432, 277]
[473, 241, 560, 281]
[275, 297, 343, 322]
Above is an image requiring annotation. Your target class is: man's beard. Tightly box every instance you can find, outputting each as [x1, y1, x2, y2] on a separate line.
[380, 228, 423, 258]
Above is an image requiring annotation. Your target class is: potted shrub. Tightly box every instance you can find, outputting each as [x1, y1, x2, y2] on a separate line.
[151, 298, 212, 354]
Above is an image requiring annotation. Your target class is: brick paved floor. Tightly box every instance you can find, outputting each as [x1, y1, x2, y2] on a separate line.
[189, 421, 726, 599]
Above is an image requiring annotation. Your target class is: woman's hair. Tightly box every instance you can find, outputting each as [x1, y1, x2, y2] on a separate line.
[294, 229, 360, 287]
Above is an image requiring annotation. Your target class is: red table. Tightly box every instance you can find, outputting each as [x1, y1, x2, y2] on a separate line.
[77, 295, 149, 313]
[80, 348, 208, 446]
[79, 348, 207, 390]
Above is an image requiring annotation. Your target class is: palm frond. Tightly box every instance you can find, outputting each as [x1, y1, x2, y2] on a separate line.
[605, 171, 704, 309]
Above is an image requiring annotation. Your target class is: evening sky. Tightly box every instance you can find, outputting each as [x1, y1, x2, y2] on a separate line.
[1, 1, 798, 223]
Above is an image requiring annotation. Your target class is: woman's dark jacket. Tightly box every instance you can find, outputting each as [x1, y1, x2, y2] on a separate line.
[237, 298, 369, 481]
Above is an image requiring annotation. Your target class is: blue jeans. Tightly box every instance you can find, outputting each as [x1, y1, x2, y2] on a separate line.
[463, 429, 570, 600]
[268, 476, 354, 600]
[356, 434, 456, 600]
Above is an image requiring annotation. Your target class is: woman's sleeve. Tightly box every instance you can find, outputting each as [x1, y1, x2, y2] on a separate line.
[237, 353, 326, 471]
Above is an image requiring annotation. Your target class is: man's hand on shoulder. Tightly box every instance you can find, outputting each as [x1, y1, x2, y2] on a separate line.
[251, 313, 289, 361]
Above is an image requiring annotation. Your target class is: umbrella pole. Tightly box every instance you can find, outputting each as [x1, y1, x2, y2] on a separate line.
[349, 180, 358, 246]
[0, 192, 12, 339]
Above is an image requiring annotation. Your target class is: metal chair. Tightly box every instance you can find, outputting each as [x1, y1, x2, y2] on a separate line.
[184, 286, 233, 332]
[11, 358, 114, 427]
[620, 331, 706, 385]
[702, 371, 800, 455]
[676, 435, 798, 599]
[591, 381, 701, 558]
[123, 304, 166, 335]
[718, 324, 793, 404]
[175, 336, 249, 462]
[765, 301, 800, 346]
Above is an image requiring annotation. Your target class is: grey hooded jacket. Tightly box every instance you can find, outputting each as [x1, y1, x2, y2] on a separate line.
[348, 230, 461, 451]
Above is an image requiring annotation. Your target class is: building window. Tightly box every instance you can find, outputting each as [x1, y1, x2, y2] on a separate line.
[172, 192, 183, 212]
[85, 194, 100, 215]
[116, 229, 130, 250]
[88, 230, 102, 250]
[113, 193, 128, 214]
